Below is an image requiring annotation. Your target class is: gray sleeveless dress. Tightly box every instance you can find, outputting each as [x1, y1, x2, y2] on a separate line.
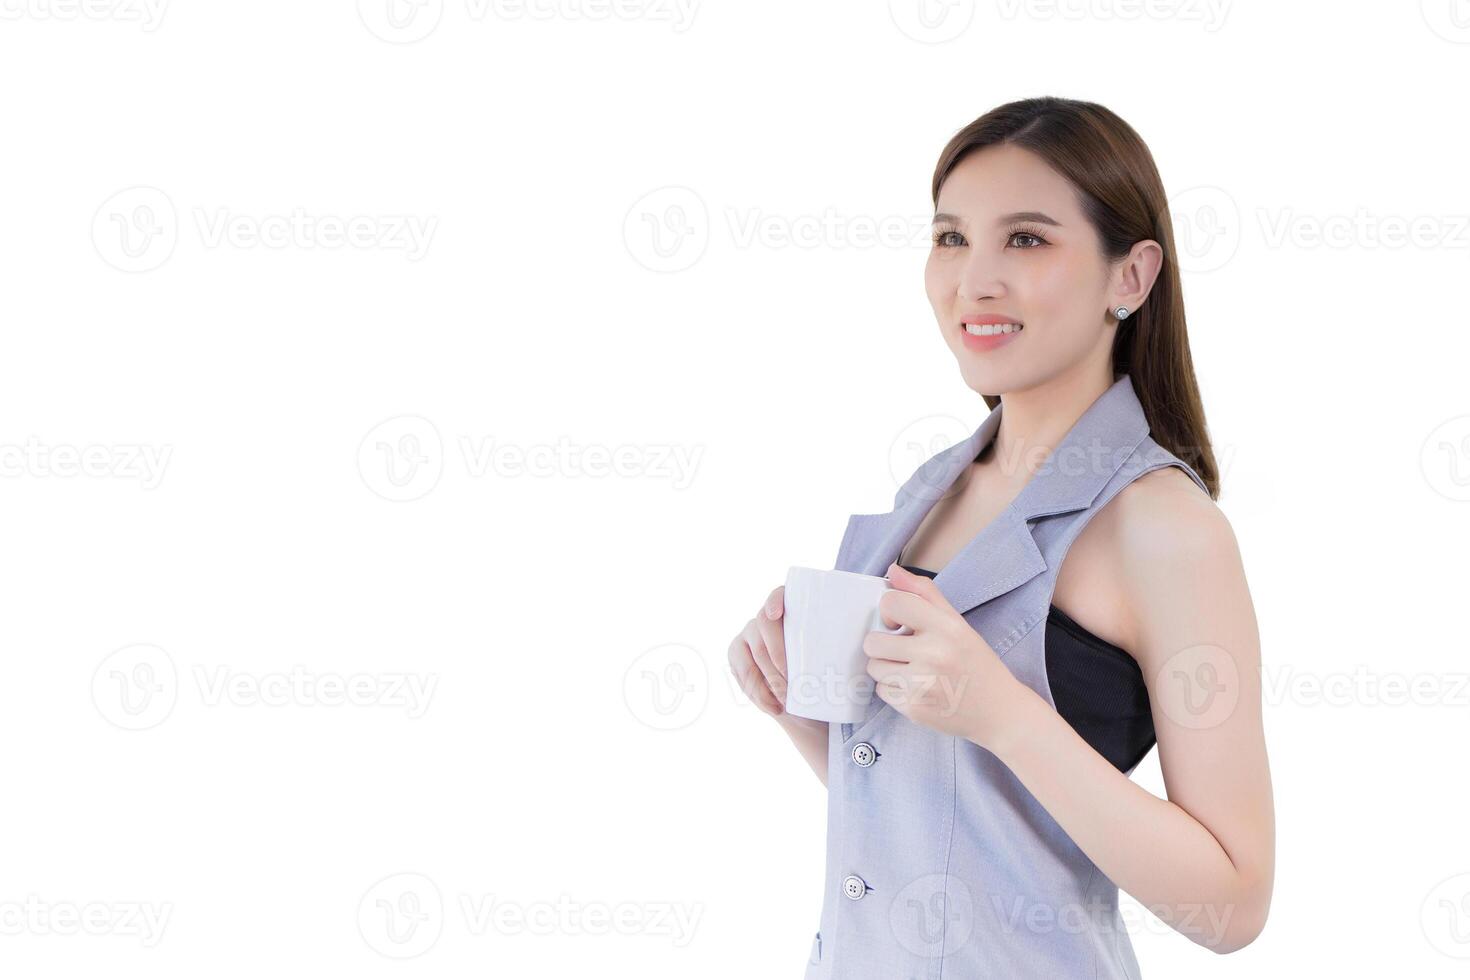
[804, 373, 1210, 979]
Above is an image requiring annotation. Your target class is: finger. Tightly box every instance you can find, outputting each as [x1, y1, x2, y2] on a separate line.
[741, 621, 786, 712]
[755, 601, 788, 681]
[762, 585, 784, 621]
[865, 658, 906, 704]
[885, 563, 950, 610]
[747, 618, 788, 706]
[862, 627, 913, 665]
[876, 587, 931, 634]
[729, 635, 782, 715]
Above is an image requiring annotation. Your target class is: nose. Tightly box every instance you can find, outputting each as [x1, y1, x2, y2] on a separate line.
[955, 249, 1006, 304]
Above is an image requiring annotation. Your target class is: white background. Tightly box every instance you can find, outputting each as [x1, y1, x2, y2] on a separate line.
[2, 1, 1468, 976]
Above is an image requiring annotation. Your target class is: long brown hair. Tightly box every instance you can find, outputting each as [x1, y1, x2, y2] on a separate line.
[931, 96, 1219, 499]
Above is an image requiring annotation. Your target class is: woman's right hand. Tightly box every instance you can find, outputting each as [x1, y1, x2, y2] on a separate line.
[728, 585, 795, 720]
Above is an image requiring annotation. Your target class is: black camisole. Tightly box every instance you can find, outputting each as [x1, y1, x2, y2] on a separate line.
[897, 562, 1156, 773]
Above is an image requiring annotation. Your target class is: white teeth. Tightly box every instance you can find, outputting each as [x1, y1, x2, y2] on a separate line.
[964, 322, 1023, 336]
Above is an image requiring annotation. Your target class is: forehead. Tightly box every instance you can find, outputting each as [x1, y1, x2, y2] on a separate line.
[936, 143, 1082, 220]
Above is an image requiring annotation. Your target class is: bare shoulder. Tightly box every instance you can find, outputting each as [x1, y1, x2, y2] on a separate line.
[1111, 464, 1233, 559]
[1097, 465, 1252, 657]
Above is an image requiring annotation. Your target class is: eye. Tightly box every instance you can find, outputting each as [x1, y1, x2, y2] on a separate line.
[1007, 225, 1049, 248]
[932, 226, 965, 248]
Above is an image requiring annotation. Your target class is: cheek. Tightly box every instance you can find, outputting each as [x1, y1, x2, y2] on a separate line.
[923, 254, 948, 305]
[1020, 255, 1106, 332]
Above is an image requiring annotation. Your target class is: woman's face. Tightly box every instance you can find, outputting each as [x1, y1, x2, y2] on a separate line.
[925, 142, 1123, 395]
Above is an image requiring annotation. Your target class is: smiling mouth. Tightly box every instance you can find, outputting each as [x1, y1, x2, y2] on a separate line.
[962, 322, 1024, 336]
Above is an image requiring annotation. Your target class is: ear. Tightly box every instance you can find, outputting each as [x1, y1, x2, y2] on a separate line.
[1112, 238, 1164, 313]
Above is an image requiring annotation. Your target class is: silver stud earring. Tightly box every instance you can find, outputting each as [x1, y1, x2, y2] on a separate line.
[1113, 305, 1130, 320]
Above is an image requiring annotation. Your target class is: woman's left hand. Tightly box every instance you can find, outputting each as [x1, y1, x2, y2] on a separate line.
[863, 562, 1028, 748]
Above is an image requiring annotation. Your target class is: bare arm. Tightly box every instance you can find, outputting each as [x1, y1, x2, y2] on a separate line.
[776, 713, 829, 787]
[978, 479, 1275, 953]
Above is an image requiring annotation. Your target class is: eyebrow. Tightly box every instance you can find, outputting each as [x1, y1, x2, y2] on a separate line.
[932, 210, 1062, 227]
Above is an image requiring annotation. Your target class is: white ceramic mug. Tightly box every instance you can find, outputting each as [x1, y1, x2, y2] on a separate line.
[781, 566, 914, 723]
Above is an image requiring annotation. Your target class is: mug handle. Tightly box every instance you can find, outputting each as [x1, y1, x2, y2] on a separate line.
[873, 586, 915, 636]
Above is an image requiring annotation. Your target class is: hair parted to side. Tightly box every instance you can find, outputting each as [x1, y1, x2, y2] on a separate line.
[932, 96, 1219, 499]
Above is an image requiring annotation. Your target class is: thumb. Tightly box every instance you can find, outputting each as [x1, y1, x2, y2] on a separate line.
[886, 562, 954, 616]
[886, 561, 938, 597]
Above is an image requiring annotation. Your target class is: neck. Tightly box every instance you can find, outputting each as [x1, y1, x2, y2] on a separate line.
[988, 362, 1116, 485]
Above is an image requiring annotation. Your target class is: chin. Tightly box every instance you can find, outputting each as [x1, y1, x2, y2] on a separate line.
[954, 360, 1020, 399]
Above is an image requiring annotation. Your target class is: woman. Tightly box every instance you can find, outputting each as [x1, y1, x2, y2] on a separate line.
[728, 97, 1274, 977]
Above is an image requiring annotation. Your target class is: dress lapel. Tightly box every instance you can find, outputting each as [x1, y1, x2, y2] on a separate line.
[833, 374, 1153, 738]
[833, 374, 1152, 620]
